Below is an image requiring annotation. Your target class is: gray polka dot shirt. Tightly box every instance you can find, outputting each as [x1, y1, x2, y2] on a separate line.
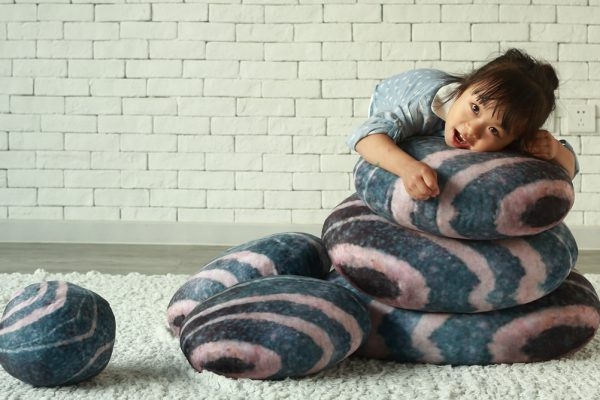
[346, 69, 455, 151]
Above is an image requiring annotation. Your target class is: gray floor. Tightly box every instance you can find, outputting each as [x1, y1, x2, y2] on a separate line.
[0, 242, 599, 275]
[0, 243, 230, 275]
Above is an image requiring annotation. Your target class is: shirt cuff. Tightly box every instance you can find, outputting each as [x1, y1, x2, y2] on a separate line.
[559, 139, 580, 177]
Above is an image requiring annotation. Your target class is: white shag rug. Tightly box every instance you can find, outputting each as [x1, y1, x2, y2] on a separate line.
[2, 269, 600, 400]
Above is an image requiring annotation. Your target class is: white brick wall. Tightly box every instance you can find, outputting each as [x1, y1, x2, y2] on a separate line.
[1, 0, 599, 231]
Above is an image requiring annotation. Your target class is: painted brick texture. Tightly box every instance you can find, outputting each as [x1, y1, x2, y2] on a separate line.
[0, 1, 598, 226]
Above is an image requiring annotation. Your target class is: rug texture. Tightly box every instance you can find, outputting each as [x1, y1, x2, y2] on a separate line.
[2, 269, 600, 400]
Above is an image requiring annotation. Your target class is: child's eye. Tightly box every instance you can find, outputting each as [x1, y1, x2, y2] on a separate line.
[471, 103, 479, 114]
[489, 127, 500, 137]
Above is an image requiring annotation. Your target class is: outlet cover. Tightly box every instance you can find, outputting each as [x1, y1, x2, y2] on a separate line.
[567, 105, 596, 133]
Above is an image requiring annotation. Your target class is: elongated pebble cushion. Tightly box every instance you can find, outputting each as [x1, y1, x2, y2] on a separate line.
[167, 232, 331, 336]
[322, 195, 577, 313]
[355, 136, 574, 240]
[0, 281, 116, 387]
[328, 270, 600, 365]
[179, 275, 370, 380]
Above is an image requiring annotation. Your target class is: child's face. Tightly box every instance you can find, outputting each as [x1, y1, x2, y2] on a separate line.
[444, 86, 516, 152]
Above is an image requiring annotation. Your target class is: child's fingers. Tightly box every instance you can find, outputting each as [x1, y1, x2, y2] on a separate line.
[402, 162, 439, 200]
[422, 169, 439, 196]
[527, 132, 560, 161]
[405, 173, 438, 200]
[405, 180, 429, 200]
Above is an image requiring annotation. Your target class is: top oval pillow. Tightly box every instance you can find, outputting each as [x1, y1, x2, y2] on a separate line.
[354, 136, 574, 240]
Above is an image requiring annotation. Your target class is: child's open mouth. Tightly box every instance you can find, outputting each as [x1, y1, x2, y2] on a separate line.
[453, 130, 469, 148]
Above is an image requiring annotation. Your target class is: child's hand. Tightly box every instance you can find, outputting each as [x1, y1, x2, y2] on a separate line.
[525, 130, 561, 161]
[401, 161, 440, 201]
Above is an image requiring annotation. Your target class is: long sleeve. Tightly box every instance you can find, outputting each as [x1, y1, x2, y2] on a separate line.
[346, 69, 453, 151]
[559, 139, 580, 176]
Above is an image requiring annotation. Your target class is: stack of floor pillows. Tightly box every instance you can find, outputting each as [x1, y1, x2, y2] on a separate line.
[3, 136, 600, 387]
[323, 136, 600, 365]
[171, 136, 600, 379]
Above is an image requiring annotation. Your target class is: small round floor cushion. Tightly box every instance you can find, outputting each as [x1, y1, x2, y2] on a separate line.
[167, 232, 331, 336]
[322, 195, 578, 313]
[179, 276, 370, 380]
[328, 270, 600, 365]
[0, 281, 116, 387]
[354, 136, 574, 240]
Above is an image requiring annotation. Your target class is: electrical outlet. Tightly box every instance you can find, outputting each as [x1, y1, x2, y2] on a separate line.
[567, 105, 596, 133]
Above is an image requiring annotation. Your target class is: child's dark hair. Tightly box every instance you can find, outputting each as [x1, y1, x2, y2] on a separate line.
[449, 48, 559, 151]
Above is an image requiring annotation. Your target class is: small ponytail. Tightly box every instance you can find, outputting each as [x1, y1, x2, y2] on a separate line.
[540, 64, 559, 92]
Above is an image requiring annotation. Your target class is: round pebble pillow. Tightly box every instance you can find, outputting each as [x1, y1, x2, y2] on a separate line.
[167, 232, 331, 336]
[322, 195, 577, 313]
[354, 136, 574, 240]
[328, 270, 600, 365]
[179, 275, 370, 380]
[0, 281, 116, 387]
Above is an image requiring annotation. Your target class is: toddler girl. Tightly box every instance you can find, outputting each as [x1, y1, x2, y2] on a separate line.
[347, 48, 579, 200]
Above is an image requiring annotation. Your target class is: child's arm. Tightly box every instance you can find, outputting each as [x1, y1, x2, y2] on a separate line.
[525, 130, 577, 179]
[355, 133, 440, 200]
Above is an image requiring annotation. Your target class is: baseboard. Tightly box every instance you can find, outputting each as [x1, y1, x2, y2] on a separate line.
[570, 226, 600, 251]
[0, 220, 598, 250]
[0, 220, 323, 246]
